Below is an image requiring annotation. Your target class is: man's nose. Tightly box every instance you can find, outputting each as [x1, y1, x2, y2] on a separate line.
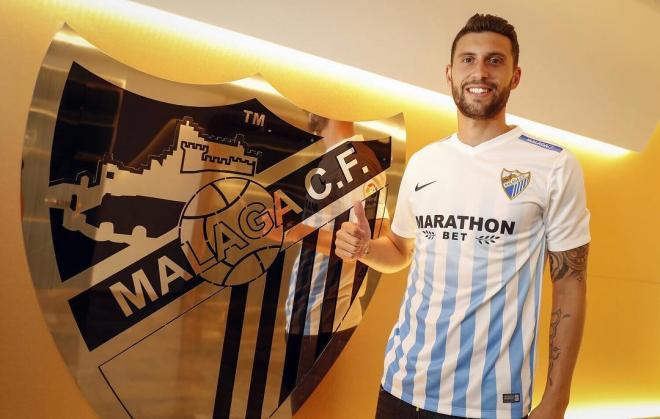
[473, 60, 489, 79]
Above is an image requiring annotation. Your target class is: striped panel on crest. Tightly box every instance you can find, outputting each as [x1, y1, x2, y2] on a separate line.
[206, 191, 384, 418]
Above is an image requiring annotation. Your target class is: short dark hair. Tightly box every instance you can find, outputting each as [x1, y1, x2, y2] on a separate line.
[451, 14, 519, 66]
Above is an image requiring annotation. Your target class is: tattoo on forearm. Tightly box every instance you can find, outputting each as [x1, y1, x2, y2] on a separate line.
[549, 244, 589, 283]
[548, 308, 571, 386]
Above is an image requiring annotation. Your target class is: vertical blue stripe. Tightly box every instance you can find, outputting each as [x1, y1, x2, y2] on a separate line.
[528, 241, 546, 411]
[400, 239, 438, 400]
[451, 244, 489, 416]
[304, 254, 329, 334]
[423, 239, 461, 411]
[481, 242, 517, 417]
[382, 247, 421, 392]
[509, 256, 532, 419]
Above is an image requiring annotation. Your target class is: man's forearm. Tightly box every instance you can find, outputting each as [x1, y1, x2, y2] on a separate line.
[539, 244, 589, 412]
[542, 280, 586, 410]
[358, 235, 412, 274]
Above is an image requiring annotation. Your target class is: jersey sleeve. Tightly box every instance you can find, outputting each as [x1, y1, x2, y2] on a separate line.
[390, 154, 417, 238]
[544, 150, 591, 252]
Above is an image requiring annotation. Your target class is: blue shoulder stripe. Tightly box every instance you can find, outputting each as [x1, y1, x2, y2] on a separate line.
[518, 135, 563, 152]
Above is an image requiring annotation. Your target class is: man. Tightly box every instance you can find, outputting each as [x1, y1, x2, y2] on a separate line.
[335, 13, 590, 419]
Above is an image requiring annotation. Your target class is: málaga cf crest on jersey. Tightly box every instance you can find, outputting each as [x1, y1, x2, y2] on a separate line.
[501, 169, 531, 200]
[20, 26, 404, 419]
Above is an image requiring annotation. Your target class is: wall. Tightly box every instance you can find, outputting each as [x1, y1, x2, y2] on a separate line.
[0, 1, 658, 418]
[129, 0, 660, 152]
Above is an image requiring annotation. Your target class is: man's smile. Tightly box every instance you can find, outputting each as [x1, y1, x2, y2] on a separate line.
[464, 83, 496, 98]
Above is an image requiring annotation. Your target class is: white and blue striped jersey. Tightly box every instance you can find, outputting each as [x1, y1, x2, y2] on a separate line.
[384, 126, 590, 419]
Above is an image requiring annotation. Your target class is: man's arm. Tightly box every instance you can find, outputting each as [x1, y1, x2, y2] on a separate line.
[530, 243, 589, 418]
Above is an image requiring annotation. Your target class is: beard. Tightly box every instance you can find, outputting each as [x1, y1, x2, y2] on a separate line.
[451, 78, 512, 120]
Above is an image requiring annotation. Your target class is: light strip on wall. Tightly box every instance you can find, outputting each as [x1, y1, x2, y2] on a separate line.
[507, 114, 631, 158]
[58, 0, 631, 158]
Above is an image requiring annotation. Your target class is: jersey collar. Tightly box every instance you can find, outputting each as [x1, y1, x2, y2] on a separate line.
[447, 126, 522, 155]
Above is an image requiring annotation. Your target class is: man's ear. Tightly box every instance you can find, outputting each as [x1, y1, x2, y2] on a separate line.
[445, 64, 452, 87]
[511, 66, 522, 90]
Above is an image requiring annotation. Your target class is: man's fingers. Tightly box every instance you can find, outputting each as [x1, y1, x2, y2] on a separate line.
[340, 221, 362, 237]
[336, 229, 361, 246]
[335, 222, 368, 261]
[334, 239, 358, 255]
[341, 220, 369, 240]
[334, 247, 357, 261]
[335, 213, 371, 261]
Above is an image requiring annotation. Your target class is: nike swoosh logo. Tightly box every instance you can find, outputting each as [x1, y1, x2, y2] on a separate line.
[415, 181, 436, 192]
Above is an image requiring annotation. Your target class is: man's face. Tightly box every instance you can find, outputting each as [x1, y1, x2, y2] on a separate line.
[446, 31, 521, 120]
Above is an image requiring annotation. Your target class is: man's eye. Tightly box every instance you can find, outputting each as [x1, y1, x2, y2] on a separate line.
[489, 57, 503, 64]
[462, 57, 474, 64]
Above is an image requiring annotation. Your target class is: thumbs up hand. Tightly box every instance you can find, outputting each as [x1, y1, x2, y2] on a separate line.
[334, 202, 372, 262]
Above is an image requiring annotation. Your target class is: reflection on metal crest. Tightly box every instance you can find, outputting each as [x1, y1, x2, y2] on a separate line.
[21, 25, 405, 418]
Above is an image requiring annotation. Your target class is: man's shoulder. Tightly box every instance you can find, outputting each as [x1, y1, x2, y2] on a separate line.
[514, 130, 565, 155]
[509, 131, 583, 182]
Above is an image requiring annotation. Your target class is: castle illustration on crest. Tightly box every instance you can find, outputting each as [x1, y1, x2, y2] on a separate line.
[46, 117, 262, 247]
[102, 116, 260, 181]
[177, 116, 259, 176]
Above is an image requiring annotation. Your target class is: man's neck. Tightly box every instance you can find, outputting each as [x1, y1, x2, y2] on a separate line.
[456, 111, 513, 147]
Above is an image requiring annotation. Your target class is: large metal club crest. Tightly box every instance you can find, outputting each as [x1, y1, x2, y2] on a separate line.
[20, 26, 405, 418]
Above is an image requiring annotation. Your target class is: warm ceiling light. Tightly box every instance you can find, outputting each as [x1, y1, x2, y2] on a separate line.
[60, 0, 632, 158]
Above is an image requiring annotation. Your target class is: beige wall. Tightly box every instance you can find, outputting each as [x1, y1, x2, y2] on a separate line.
[1, 1, 659, 418]
[130, 0, 660, 151]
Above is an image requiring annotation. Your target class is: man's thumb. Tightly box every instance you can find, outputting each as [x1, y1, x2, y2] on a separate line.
[352, 201, 371, 234]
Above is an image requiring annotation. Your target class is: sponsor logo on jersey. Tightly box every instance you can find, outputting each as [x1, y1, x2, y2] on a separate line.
[415, 214, 515, 243]
[501, 169, 531, 200]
